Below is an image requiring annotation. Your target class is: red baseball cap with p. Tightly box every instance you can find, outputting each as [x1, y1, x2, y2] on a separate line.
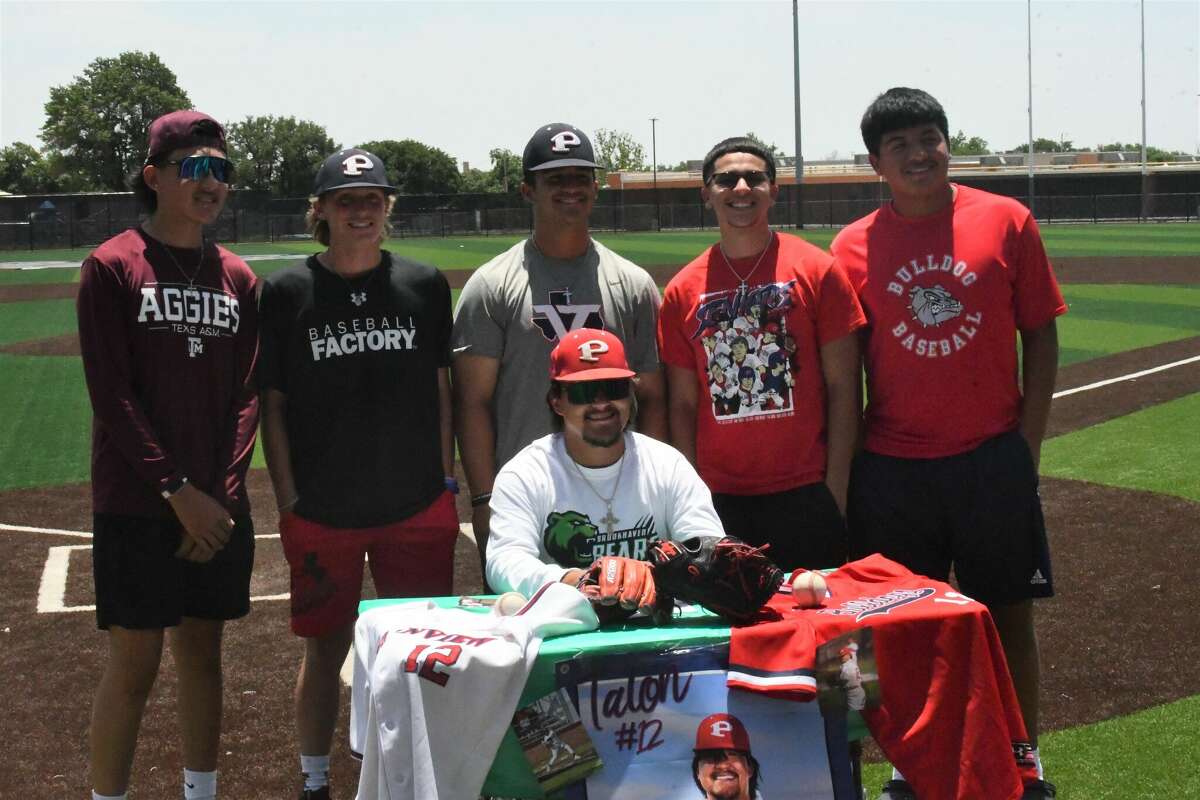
[549, 328, 636, 383]
[145, 110, 227, 164]
[694, 712, 752, 752]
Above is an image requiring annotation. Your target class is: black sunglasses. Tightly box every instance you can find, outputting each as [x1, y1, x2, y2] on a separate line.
[562, 379, 632, 405]
[164, 155, 235, 184]
[707, 170, 770, 189]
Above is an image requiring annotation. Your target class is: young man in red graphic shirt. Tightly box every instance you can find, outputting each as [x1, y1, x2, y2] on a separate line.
[78, 110, 258, 800]
[659, 137, 865, 572]
[830, 87, 1066, 800]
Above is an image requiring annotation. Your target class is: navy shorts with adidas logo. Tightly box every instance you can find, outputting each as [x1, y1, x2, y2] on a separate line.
[847, 429, 1053, 607]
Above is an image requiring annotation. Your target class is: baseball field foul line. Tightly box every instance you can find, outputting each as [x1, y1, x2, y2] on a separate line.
[1053, 354, 1200, 399]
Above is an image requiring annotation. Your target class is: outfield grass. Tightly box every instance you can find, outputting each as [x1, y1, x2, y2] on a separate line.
[1041, 392, 1200, 502]
[2, 221, 1196, 279]
[862, 695, 1200, 797]
[1058, 284, 1200, 366]
[0, 355, 92, 491]
[0, 298, 77, 346]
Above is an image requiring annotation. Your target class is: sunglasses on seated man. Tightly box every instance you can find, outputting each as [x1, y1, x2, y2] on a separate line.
[163, 155, 236, 184]
[707, 170, 770, 189]
[560, 378, 632, 405]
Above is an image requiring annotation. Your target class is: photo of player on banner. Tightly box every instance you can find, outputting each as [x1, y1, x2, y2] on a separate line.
[554, 644, 856, 799]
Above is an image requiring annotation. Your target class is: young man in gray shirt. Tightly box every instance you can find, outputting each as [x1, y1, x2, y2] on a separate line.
[452, 122, 664, 583]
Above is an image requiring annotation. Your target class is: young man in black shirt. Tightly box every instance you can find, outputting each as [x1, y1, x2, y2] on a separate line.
[258, 148, 458, 800]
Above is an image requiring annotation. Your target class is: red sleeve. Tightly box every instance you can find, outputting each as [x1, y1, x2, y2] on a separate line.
[220, 268, 260, 496]
[657, 271, 697, 370]
[1010, 213, 1067, 330]
[815, 260, 867, 345]
[76, 255, 181, 494]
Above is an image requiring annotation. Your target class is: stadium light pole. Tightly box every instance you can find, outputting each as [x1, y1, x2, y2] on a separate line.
[792, 0, 804, 229]
[650, 117, 660, 231]
[1140, 0, 1148, 220]
[1026, 0, 1035, 217]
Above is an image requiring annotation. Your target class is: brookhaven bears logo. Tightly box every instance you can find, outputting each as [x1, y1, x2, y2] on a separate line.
[908, 285, 963, 327]
[543, 510, 657, 566]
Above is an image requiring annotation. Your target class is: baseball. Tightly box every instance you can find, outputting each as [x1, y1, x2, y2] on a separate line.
[493, 591, 527, 616]
[790, 571, 827, 608]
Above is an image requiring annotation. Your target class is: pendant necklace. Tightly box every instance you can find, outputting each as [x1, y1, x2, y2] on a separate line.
[571, 449, 626, 536]
[156, 236, 205, 288]
[320, 253, 383, 307]
[718, 232, 775, 293]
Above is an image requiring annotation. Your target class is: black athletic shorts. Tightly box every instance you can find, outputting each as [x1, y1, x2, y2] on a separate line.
[92, 513, 255, 630]
[847, 429, 1053, 607]
[712, 480, 847, 571]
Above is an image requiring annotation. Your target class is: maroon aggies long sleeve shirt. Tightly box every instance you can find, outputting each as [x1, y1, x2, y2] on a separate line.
[77, 227, 259, 520]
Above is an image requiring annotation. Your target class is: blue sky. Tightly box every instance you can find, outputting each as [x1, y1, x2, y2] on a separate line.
[1, 0, 1196, 168]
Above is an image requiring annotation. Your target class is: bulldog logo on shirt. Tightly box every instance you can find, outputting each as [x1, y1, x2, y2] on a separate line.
[908, 285, 963, 328]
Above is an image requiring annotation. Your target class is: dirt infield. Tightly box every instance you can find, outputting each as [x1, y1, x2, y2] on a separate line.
[0, 253, 1197, 798]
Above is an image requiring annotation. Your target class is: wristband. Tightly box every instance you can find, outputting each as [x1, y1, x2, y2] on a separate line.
[470, 492, 492, 508]
[444, 476, 460, 495]
[160, 475, 189, 500]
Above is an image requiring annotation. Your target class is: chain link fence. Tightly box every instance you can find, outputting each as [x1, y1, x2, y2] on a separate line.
[2, 186, 1197, 251]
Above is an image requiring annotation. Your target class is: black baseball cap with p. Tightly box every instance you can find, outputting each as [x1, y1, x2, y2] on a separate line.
[523, 123, 600, 172]
[313, 148, 397, 197]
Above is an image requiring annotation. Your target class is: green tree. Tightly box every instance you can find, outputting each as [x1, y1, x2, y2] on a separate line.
[594, 129, 647, 172]
[744, 132, 785, 159]
[0, 143, 47, 194]
[358, 139, 461, 194]
[460, 148, 523, 194]
[41, 51, 191, 191]
[226, 115, 335, 197]
[949, 130, 990, 155]
[1009, 137, 1074, 154]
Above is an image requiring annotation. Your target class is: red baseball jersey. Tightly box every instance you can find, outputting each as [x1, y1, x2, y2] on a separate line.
[729, 555, 1035, 800]
[831, 185, 1067, 458]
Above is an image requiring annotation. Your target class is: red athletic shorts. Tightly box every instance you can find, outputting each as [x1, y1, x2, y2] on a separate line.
[279, 491, 459, 637]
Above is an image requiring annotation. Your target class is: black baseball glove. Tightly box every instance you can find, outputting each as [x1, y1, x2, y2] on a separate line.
[648, 536, 784, 624]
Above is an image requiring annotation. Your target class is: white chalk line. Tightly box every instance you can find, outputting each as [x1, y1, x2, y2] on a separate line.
[18, 525, 475, 615]
[1052, 354, 1200, 399]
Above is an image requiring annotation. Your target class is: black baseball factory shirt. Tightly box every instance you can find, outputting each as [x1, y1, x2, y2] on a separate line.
[258, 252, 451, 528]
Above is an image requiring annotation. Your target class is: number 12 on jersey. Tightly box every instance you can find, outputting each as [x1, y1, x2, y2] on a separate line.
[404, 643, 463, 686]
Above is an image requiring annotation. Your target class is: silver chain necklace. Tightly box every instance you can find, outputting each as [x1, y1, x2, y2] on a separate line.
[718, 232, 775, 292]
[156, 237, 205, 288]
[570, 449, 626, 536]
[319, 253, 382, 307]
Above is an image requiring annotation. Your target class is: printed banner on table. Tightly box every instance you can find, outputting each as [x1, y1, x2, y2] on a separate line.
[554, 644, 853, 800]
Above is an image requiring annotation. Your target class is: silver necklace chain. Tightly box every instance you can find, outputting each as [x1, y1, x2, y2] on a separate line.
[157, 237, 205, 287]
[570, 448, 626, 536]
[718, 232, 775, 291]
[319, 253, 382, 307]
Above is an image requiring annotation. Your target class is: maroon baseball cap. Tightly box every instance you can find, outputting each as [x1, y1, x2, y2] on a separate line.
[549, 328, 636, 383]
[694, 713, 751, 752]
[145, 110, 227, 163]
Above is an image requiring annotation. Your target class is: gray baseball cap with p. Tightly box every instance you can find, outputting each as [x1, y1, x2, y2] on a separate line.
[522, 123, 600, 172]
[313, 148, 396, 196]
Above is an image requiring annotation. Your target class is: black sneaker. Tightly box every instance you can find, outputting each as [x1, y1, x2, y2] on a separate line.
[877, 779, 917, 800]
[1021, 779, 1057, 799]
[299, 787, 330, 800]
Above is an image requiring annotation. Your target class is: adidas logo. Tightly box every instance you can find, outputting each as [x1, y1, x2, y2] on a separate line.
[1030, 569, 1048, 585]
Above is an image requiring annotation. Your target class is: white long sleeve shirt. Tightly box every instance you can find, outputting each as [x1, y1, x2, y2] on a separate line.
[486, 432, 725, 599]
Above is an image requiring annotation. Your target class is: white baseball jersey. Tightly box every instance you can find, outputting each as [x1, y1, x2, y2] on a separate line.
[351, 582, 598, 800]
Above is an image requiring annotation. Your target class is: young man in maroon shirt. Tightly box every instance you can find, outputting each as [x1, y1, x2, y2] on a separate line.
[77, 110, 258, 800]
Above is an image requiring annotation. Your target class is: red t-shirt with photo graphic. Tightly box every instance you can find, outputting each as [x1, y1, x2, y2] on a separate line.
[831, 185, 1066, 458]
[659, 233, 865, 494]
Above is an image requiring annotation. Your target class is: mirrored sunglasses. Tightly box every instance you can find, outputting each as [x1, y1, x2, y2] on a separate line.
[165, 155, 235, 184]
[563, 379, 632, 405]
[708, 170, 770, 189]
